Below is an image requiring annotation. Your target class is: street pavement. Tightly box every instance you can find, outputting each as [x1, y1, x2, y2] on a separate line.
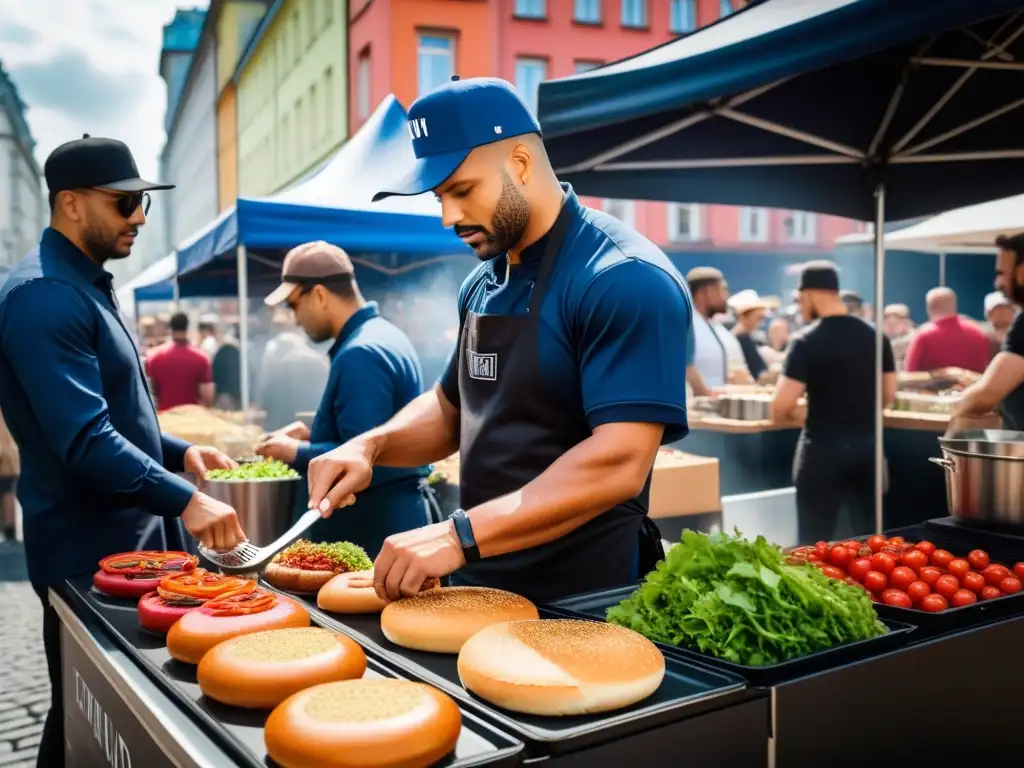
[0, 542, 45, 768]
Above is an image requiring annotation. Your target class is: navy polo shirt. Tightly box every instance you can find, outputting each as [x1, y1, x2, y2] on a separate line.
[440, 187, 692, 443]
[294, 302, 429, 487]
[0, 228, 197, 588]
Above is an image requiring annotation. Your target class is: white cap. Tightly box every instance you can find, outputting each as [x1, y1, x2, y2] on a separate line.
[985, 291, 1013, 315]
[728, 289, 780, 314]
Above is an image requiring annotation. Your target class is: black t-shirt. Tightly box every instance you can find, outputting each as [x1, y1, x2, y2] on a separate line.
[783, 315, 894, 437]
[999, 310, 1024, 429]
[736, 333, 766, 380]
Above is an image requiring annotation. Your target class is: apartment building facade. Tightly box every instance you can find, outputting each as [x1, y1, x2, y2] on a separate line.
[0, 62, 42, 270]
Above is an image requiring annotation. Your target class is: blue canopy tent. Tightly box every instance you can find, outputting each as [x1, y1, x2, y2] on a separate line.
[537, 0, 1024, 528]
[173, 94, 469, 407]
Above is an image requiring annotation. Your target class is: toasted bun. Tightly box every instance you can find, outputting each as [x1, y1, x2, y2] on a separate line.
[198, 627, 366, 709]
[265, 679, 461, 768]
[167, 596, 310, 665]
[380, 587, 538, 654]
[263, 562, 336, 593]
[317, 571, 441, 615]
[457, 619, 665, 716]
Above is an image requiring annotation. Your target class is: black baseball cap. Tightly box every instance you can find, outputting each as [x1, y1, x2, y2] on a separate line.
[797, 260, 841, 292]
[44, 134, 174, 194]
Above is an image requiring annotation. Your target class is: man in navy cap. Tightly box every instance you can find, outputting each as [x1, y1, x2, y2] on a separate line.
[308, 78, 693, 603]
[0, 135, 246, 767]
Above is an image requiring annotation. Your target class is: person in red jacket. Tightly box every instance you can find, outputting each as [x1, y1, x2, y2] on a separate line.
[904, 287, 991, 373]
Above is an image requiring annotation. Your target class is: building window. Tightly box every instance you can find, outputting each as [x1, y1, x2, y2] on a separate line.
[293, 10, 301, 63]
[603, 199, 636, 227]
[295, 97, 304, 165]
[667, 204, 702, 242]
[720, 0, 733, 17]
[357, 50, 372, 120]
[281, 114, 290, 172]
[670, 0, 697, 32]
[514, 57, 547, 115]
[621, 0, 647, 28]
[574, 60, 602, 73]
[324, 66, 334, 137]
[783, 211, 817, 244]
[310, 83, 318, 150]
[514, 0, 546, 19]
[739, 207, 769, 243]
[574, 0, 601, 24]
[324, 0, 334, 25]
[417, 34, 454, 97]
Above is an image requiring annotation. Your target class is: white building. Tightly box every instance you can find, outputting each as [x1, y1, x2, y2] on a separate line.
[0, 62, 43, 270]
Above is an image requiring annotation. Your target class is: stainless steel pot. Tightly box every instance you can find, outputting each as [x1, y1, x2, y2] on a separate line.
[717, 395, 772, 421]
[204, 477, 301, 546]
[929, 447, 1024, 526]
[939, 430, 1024, 458]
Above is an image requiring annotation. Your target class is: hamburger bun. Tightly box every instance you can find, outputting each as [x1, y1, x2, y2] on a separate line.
[264, 679, 462, 768]
[263, 562, 335, 593]
[317, 571, 441, 614]
[380, 587, 538, 654]
[198, 627, 367, 709]
[457, 619, 665, 716]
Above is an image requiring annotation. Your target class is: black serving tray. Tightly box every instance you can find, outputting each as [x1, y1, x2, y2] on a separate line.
[275, 588, 750, 758]
[59, 577, 524, 768]
[545, 585, 916, 687]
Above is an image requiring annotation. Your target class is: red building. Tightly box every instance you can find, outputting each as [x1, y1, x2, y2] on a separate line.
[349, 0, 864, 254]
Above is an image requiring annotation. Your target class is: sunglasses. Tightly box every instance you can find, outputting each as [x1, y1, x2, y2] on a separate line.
[82, 188, 151, 218]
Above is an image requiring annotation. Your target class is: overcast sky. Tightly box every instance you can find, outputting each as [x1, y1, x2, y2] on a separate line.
[0, 0, 209, 182]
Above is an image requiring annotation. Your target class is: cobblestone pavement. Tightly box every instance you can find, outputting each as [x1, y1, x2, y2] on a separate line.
[0, 542, 45, 768]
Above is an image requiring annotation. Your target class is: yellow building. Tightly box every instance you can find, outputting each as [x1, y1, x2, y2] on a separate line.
[235, 0, 349, 197]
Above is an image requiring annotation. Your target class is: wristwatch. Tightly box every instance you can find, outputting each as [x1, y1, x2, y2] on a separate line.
[450, 509, 480, 563]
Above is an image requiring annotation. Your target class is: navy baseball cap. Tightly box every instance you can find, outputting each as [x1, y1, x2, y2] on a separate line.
[44, 134, 174, 194]
[372, 76, 541, 202]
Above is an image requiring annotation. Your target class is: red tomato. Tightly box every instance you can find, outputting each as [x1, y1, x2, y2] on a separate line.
[931, 549, 954, 568]
[807, 552, 823, 562]
[967, 550, 990, 571]
[821, 565, 846, 580]
[914, 540, 936, 557]
[887, 536, 906, 548]
[951, 589, 977, 607]
[881, 589, 912, 608]
[881, 546, 905, 558]
[999, 576, 1022, 594]
[849, 557, 872, 582]
[841, 540, 860, 550]
[919, 566, 942, 585]
[829, 546, 853, 568]
[983, 565, 1010, 586]
[866, 535, 887, 553]
[947, 559, 971, 580]
[981, 585, 1003, 601]
[815, 541, 830, 557]
[858, 545, 874, 558]
[907, 580, 930, 604]
[921, 594, 948, 612]
[935, 574, 960, 599]
[900, 549, 929, 573]
[889, 566, 916, 591]
[863, 570, 888, 593]
[961, 571, 986, 594]
[870, 552, 897, 575]
[1014, 562, 1024, 581]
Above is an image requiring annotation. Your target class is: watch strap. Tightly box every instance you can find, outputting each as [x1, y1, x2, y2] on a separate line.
[450, 509, 480, 563]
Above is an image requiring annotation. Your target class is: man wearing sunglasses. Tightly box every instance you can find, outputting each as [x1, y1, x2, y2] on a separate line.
[0, 135, 246, 768]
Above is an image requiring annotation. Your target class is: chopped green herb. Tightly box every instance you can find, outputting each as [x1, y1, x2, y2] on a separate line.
[206, 459, 300, 481]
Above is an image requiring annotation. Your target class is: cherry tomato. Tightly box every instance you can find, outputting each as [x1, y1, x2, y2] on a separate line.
[881, 546, 905, 558]
[931, 549, 954, 568]
[815, 541, 830, 557]
[858, 545, 874, 558]
[981, 585, 1003, 601]
[919, 566, 942, 585]
[961, 571, 986, 594]
[999, 576, 1022, 594]
[900, 549, 929, 573]
[821, 565, 846, 580]
[887, 536, 906, 548]
[983, 564, 1010, 586]
[1014, 562, 1024, 581]
[870, 552, 897, 575]
[849, 557, 872, 582]
[829, 546, 853, 568]
[951, 589, 977, 608]
[844, 576, 861, 588]
[947, 558, 971, 580]
[807, 552, 823, 562]
[866, 535, 887, 553]
[934, 574, 960, 599]
[907, 580, 930, 604]
[889, 566, 916, 591]
[863, 570, 888, 593]
[967, 550, 990, 571]
[921, 594, 948, 612]
[841, 540, 860, 550]
[914, 540, 936, 557]
[881, 588, 912, 608]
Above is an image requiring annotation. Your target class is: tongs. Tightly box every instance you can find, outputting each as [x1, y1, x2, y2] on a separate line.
[198, 508, 320, 575]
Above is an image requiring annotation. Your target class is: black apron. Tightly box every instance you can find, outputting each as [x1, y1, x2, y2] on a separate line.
[451, 202, 664, 603]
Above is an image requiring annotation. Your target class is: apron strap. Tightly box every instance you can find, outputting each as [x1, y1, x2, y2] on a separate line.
[527, 196, 576, 316]
[636, 516, 665, 578]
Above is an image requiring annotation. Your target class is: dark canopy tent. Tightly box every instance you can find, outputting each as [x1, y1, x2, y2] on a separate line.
[537, 0, 1024, 527]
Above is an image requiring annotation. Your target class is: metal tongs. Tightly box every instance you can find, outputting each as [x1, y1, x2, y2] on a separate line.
[198, 508, 320, 574]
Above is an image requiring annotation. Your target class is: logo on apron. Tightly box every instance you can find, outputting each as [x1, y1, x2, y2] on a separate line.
[467, 350, 497, 381]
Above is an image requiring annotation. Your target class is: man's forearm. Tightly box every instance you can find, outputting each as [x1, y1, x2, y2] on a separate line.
[359, 385, 460, 468]
[686, 366, 711, 396]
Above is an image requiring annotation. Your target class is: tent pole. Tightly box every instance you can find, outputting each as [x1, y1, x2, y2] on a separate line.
[172, 278, 180, 311]
[939, 252, 947, 287]
[238, 245, 250, 413]
[873, 185, 886, 535]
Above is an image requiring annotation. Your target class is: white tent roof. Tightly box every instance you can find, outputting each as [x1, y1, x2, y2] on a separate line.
[115, 252, 176, 319]
[835, 194, 1024, 254]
